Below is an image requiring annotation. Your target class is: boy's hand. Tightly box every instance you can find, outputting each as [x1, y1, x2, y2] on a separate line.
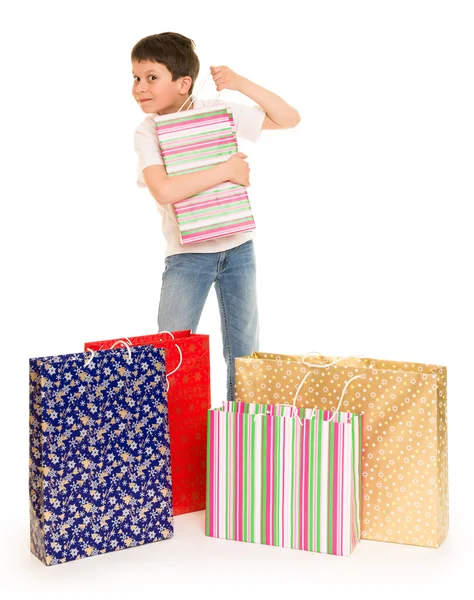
[210, 66, 244, 92]
[224, 152, 250, 187]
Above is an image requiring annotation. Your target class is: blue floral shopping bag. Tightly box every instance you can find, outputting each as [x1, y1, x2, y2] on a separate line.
[29, 345, 173, 565]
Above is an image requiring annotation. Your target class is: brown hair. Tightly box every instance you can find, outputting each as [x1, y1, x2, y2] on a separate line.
[131, 32, 200, 93]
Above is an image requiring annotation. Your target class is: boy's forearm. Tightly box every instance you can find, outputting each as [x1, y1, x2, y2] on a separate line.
[150, 163, 229, 205]
[239, 77, 300, 128]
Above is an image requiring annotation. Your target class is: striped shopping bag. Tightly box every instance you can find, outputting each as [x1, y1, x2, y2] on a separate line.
[206, 401, 363, 556]
[154, 103, 256, 245]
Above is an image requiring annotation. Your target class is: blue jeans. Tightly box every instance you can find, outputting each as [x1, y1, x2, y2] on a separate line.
[158, 240, 259, 401]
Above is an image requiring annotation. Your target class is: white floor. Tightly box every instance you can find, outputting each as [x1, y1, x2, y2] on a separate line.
[3, 505, 472, 600]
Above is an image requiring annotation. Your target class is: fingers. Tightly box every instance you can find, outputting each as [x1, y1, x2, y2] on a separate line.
[213, 75, 226, 86]
[211, 72, 226, 91]
[236, 152, 248, 159]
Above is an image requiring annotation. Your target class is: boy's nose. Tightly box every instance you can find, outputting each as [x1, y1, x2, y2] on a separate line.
[136, 81, 148, 93]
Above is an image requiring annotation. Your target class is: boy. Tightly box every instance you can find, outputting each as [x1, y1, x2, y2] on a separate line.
[132, 32, 300, 401]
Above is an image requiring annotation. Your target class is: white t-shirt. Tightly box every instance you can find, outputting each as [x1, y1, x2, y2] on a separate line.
[133, 98, 265, 257]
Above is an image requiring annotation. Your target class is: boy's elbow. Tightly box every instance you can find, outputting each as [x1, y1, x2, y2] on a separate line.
[279, 109, 301, 129]
[151, 186, 170, 205]
[289, 110, 301, 128]
[143, 168, 171, 205]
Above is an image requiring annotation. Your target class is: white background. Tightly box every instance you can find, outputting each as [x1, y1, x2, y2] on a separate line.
[1, 0, 473, 597]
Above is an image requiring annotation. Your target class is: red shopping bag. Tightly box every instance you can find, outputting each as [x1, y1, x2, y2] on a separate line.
[84, 331, 210, 516]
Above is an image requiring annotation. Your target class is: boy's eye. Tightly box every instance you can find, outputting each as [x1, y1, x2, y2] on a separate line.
[132, 74, 157, 82]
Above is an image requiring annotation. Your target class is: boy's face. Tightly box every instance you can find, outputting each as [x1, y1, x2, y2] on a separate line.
[132, 60, 191, 115]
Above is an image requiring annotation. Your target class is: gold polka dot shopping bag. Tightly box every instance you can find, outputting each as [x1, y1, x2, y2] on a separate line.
[234, 353, 448, 548]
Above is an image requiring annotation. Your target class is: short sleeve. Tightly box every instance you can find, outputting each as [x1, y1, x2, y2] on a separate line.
[225, 101, 265, 143]
[133, 116, 164, 188]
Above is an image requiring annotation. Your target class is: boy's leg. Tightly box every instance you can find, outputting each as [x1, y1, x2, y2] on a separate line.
[158, 252, 217, 332]
[214, 241, 259, 401]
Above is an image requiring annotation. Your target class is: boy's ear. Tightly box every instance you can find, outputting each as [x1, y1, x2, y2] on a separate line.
[179, 76, 193, 95]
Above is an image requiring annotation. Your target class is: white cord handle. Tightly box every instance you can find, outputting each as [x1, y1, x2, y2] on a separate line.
[292, 353, 366, 409]
[156, 330, 183, 390]
[84, 348, 95, 367]
[301, 352, 365, 369]
[158, 330, 175, 339]
[109, 332, 182, 383]
[177, 71, 222, 113]
[165, 344, 183, 391]
[251, 371, 363, 426]
[275, 403, 303, 426]
[110, 339, 132, 360]
[85, 332, 183, 388]
[252, 404, 303, 425]
[310, 374, 363, 422]
[85, 339, 132, 367]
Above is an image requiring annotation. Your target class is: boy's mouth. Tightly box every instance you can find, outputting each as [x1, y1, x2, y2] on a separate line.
[138, 98, 152, 104]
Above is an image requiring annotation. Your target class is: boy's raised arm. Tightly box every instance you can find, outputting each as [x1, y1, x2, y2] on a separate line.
[211, 66, 301, 130]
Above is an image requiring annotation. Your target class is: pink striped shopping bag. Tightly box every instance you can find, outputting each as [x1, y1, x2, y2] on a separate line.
[206, 402, 363, 556]
[154, 104, 256, 245]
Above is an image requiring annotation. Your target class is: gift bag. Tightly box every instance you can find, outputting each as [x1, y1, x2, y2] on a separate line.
[206, 381, 363, 556]
[29, 345, 173, 566]
[234, 352, 449, 548]
[154, 103, 256, 244]
[84, 331, 210, 515]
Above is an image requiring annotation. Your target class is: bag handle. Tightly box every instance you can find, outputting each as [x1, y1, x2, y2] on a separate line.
[310, 374, 363, 422]
[158, 331, 183, 382]
[291, 353, 366, 423]
[85, 333, 183, 391]
[292, 353, 364, 407]
[177, 71, 222, 113]
[253, 374, 362, 425]
[84, 339, 132, 367]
